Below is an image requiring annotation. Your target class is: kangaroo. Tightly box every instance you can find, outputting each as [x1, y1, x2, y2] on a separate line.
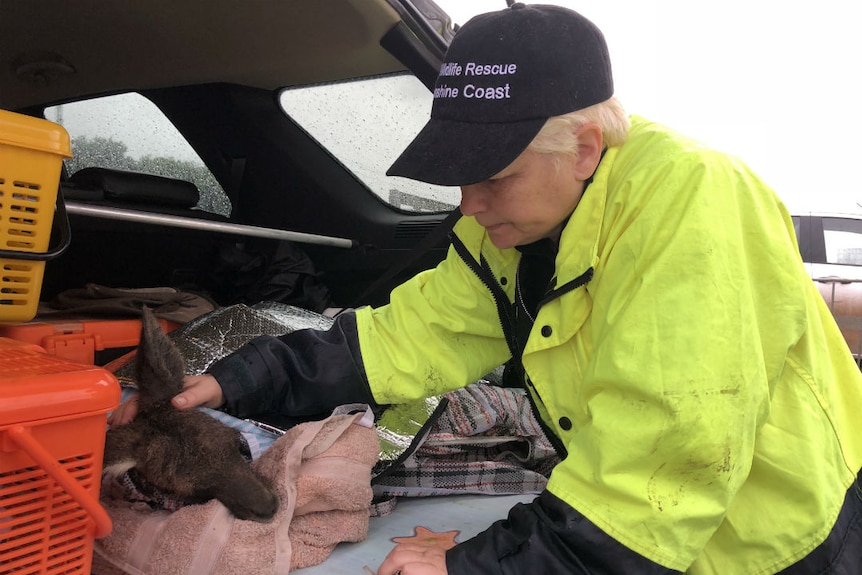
[103, 307, 279, 521]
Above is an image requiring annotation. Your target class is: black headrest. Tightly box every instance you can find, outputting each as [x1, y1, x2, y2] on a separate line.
[69, 167, 200, 208]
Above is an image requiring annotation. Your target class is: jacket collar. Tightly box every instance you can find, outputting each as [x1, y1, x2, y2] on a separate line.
[554, 145, 617, 284]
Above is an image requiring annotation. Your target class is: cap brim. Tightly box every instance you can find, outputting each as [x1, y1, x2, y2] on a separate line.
[386, 117, 547, 187]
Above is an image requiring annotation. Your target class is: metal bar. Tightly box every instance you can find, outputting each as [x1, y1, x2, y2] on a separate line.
[65, 201, 356, 248]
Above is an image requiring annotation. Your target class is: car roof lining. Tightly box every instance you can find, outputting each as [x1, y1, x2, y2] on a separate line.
[0, 0, 408, 111]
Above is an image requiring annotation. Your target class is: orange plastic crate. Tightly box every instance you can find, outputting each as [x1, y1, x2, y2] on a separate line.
[0, 338, 120, 574]
[0, 316, 180, 365]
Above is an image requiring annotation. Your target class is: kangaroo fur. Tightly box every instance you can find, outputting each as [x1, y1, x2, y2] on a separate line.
[103, 307, 279, 521]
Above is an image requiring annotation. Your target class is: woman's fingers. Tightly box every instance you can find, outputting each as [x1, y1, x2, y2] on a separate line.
[107, 394, 139, 427]
[377, 543, 448, 575]
[173, 374, 225, 410]
[107, 374, 225, 427]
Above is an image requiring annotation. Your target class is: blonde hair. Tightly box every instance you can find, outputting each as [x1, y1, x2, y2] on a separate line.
[527, 97, 630, 158]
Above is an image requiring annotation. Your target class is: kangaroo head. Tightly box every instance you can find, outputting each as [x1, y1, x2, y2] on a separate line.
[104, 307, 279, 522]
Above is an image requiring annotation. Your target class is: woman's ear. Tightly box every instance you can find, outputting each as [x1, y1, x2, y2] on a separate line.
[572, 123, 604, 180]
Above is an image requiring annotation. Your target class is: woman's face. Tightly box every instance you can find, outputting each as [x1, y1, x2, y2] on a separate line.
[459, 148, 587, 249]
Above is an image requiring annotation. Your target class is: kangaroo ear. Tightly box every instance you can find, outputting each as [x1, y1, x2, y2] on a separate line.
[136, 307, 186, 406]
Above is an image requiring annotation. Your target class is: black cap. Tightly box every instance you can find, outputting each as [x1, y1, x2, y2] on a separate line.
[387, 3, 613, 186]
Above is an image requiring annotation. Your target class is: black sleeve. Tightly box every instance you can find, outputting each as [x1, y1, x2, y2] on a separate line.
[206, 311, 382, 419]
[446, 490, 681, 575]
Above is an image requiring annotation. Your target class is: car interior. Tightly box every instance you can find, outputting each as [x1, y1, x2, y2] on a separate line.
[0, 0, 460, 316]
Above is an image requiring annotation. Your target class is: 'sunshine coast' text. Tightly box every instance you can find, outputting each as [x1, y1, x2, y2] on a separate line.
[434, 61, 518, 100]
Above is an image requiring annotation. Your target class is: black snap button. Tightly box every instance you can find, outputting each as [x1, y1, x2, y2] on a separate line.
[500, 276, 508, 286]
[541, 325, 552, 337]
[559, 417, 572, 431]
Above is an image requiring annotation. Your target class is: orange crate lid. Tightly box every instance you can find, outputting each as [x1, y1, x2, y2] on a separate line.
[0, 337, 120, 426]
[0, 316, 180, 350]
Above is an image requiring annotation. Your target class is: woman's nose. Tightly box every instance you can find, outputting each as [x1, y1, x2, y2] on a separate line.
[460, 184, 486, 216]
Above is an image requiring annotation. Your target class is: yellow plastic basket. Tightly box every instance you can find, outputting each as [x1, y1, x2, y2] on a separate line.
[0, 110, 72, 323]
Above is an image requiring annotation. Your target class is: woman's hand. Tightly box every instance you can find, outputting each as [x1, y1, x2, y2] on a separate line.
[106, 374, 225, 427]
[107, 393, 139, 427]
[172, 374, 225, 410]
[376, 543, 448, 575]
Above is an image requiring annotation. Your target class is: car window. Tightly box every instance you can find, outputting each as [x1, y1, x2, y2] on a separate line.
[823, 217, 862, 266]
[279, 74, 460, 213]
[44, 93, 232, 217]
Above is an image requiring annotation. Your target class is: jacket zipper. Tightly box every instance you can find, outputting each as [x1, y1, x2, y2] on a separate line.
[450, 232, 518, 357]
[450, 232, 594, 461]
[515, 274, 534, 323]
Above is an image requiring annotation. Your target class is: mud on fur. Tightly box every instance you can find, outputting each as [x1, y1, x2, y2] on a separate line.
[102, 307, 279, 522]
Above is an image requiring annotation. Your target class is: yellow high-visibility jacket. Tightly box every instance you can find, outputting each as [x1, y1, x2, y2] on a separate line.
[356, 116, 862, 573]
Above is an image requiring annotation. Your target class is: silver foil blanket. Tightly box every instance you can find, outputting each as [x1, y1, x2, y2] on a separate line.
[112, 302, 333, 379]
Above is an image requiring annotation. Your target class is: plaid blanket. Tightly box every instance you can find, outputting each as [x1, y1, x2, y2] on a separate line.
[371, 383, 560, 498]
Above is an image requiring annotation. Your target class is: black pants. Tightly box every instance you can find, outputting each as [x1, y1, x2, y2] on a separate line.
[779, 470, 862, 574]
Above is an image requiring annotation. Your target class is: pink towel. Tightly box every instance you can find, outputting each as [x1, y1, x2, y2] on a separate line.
[92, 411, 378, 574]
